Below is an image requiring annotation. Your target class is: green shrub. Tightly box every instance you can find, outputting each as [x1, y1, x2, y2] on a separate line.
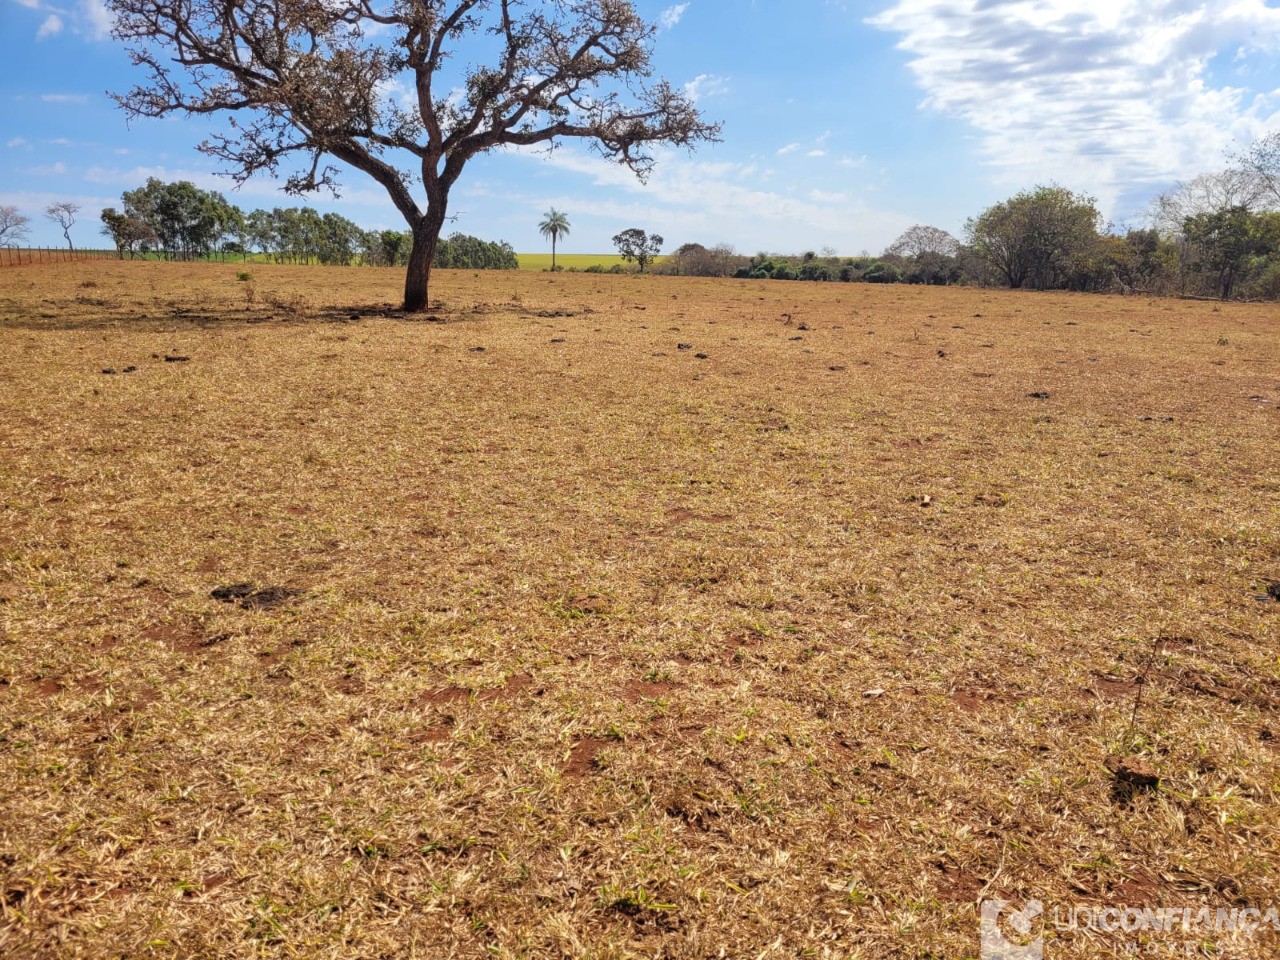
[236, 271, 252, 281]
[864, 261, 902, 284]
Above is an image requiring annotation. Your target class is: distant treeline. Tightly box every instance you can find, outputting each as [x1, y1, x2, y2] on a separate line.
[659, 144, 1280, 301]
[99, 178, 518, 270]
[659, 196, 1280, 301]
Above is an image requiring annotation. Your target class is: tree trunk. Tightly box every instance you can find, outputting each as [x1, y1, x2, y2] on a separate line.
[552, 235, 557, 271]
[404, 205, 448, 313]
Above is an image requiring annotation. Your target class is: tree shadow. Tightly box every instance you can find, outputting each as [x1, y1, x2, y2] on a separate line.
[0, 300, 481, 332]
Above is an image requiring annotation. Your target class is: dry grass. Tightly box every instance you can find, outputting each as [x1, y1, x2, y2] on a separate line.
[1, 261, 1278, 959]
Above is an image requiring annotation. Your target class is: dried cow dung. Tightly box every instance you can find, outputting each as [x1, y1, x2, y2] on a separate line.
[239, 586, 300, 610]
[211, 582, 300, 610]
[211, 583, 255, 603]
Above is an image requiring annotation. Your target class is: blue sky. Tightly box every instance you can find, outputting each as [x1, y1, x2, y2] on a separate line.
[2, 0, 1280, 254]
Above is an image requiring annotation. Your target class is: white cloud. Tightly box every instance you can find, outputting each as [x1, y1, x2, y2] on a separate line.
[41, 93, 89, 103]
[12, 0, 41, 8]
[26, 161, 69, 175]
[868, 0, 1280, 213]
[6, 137, 29, 149]
[683, 73, 730, 102]
[522, 146, 914, 254]
[777, 143, 800, 155]
[36, 13, 62, 38]
[79, 0, 111, 40]
[658, 3, 689, 30]
[807, 149, 827, 158]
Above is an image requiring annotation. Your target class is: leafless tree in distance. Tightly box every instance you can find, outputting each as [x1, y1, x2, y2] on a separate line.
[45, 202, 81, 251]
[1148, 170, 1266, 237]
[886, 224, 960, 258]
[0, 205, 31, 247]
[108, 0, 721, 310]
[1233, 131, 1280, 209]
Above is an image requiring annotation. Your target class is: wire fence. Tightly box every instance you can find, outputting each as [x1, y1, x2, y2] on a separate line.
[0, 248, 118, 268]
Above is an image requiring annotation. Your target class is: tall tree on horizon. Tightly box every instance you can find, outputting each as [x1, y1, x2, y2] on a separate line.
[108, 0, 720, 312]
[539, 208, 571, 271]
[45, 202, 80, 251]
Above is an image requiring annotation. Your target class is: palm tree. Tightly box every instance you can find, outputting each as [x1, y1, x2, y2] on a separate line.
[539, 208, 570, 271]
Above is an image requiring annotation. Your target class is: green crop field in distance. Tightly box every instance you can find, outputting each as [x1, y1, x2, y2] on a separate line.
[516, 253, 666, 272]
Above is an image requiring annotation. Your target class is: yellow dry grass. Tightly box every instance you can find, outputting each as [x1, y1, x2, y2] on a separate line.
[1, 261, 1278, 959]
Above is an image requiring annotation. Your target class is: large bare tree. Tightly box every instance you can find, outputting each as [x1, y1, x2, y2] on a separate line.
[0, 205, 31, 246]
[108, 0, 720, 310]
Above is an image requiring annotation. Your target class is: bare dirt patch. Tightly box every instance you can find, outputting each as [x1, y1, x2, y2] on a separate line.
[564, 737, 611, 778]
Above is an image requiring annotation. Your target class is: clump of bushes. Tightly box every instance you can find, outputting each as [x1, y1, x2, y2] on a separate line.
[863, 261, 902, 284]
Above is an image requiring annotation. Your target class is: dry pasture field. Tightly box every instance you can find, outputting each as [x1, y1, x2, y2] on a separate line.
[1, 262, 1279, 959]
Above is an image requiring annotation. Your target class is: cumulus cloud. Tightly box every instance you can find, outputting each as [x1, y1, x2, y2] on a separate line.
[777, 143, 800, 155]
[683, 74, 730, 102]
[658, 3, 689, 30]
[868, 0, 1280, 211]
[6, 137, 30, 149]
[36, 13, 62, 38]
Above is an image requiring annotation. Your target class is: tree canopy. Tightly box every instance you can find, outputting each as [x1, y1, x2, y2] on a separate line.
[109, 0, 719, 309]
[612, 227, 662, 272]
[886, 225, 959, 258]
[965, 186, 1103, 290]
